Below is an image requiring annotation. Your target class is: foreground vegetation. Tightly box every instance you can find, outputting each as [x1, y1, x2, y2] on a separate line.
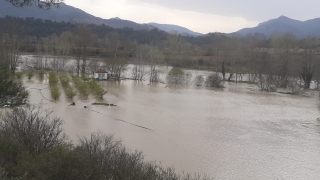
[0, 106, 212, 180]
[0, 63, 28, 106]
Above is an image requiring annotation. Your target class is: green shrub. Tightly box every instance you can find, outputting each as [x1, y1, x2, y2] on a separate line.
[166, 67, 185, 85]
[50, 86, 60, 101]
[38, 70, 45, 81]
[15, 72, 24, 80]
[59, 73, 70, 88]
[88, 80, 107, 99]
[26, 71, 34, 80]
[49, 72, 58, 87]
[65, 87, 76, 100]
[72, 76, 91, 98]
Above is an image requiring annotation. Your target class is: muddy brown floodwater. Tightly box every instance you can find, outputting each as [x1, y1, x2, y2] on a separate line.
[25, 71, 320, 180]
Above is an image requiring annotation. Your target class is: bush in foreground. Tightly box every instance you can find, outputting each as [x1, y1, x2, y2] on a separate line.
[0, 63, 29, 106]
[0, 106, 212, 180]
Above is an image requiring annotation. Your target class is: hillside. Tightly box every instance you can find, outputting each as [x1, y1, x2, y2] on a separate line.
[234, 16, 320, 38]
[148, 23, 203, 37]
[0, 1, 154, 30]
[0, 1, 203, 35]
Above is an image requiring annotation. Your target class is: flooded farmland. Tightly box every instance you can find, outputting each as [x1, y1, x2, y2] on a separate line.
[23, 67, 320, 180]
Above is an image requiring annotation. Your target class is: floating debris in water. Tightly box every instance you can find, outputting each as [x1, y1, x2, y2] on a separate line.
[92, 102, 117, 107]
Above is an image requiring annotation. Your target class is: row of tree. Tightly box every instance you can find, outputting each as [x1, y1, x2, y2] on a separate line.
[1, 15, 320, 91]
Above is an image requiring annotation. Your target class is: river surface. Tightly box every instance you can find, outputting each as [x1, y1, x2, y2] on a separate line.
[21, 59, 320, 179]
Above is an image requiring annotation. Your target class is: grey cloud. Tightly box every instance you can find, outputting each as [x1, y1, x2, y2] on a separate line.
[131, 0, 320, 21]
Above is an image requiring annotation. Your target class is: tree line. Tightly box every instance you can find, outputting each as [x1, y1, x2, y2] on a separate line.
[1, 15, 320, 91]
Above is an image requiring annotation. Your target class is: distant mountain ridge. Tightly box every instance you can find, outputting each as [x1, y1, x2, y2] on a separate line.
[1, 0, 320, 38]
[0, 1, 154, 30]
[234, 16, 320, 38]
[0, 1, 203, 36]
[147, 23, 203, 37]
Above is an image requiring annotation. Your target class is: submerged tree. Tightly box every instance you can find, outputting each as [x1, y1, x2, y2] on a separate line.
[166, 67, 185, 86]
[148, 50, 164, 83]
[271, 33, 296, 88]
[221, 61, 226, 80]
[132, 53, 147, 81]
[205, 74, 222, 88]
[300, 37, 318, 89]
[195, 75, 204, 86]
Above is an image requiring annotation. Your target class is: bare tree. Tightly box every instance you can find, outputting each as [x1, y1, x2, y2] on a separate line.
[184, 72, 193, 84]
[41, 37, 51, 69]
[74, 26, 91, 76]
[34, 44, 44, 69]
[0, 19, 25, 72]
[132, 53, 147, 81]
[104, 32, 128, 80]
[57, 31, 73, 71]
[1, 34, 20, 71]
[271, 33, 297, 88]
[104, 32, 121, 58]
[257, 51, 278, 91]
[106, 58, 128, 80]
[300, 37, 318, 89]
[148, 50, 164, 83]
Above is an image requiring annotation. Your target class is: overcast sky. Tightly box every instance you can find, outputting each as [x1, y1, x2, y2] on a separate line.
[65, 0, 320, 34]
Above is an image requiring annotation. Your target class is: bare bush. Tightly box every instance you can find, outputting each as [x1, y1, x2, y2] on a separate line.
[184, 72, 193, 85]
[288, 80, 301, 95]
[77, 132, 213, 180]
[205, 74, 222, 88]
[258, 75, 277, 92]
[0, 106, 68, 154]
[195, 75, 204, 86]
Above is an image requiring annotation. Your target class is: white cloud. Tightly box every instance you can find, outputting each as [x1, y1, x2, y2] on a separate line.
[65, 0, 259, 33]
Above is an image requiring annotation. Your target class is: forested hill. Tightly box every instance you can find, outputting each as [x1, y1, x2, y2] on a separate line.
[0, 16, 169, 44]
[0, 16, 222, 46]
[234, 16, 320, 38]
[0, 0, 154, 31]
[0, 0, 201, 36]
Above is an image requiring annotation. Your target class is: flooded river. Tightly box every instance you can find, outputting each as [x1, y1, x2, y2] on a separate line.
[24, 68, 320, 179]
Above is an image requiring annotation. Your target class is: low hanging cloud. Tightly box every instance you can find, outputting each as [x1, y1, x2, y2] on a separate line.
[64, 0, 320, 34]
[130, 0, 320, 21]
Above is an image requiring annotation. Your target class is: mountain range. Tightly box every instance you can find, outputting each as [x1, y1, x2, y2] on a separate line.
[0, 1, 202, 36]
[1, 0, 320, 38]
[234, 16, 320, 38]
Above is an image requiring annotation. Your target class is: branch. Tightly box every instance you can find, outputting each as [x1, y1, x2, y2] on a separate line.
[6, 0, 63, 9]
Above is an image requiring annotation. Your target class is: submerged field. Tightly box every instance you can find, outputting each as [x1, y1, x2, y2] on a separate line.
[22, 69, 320, 180]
